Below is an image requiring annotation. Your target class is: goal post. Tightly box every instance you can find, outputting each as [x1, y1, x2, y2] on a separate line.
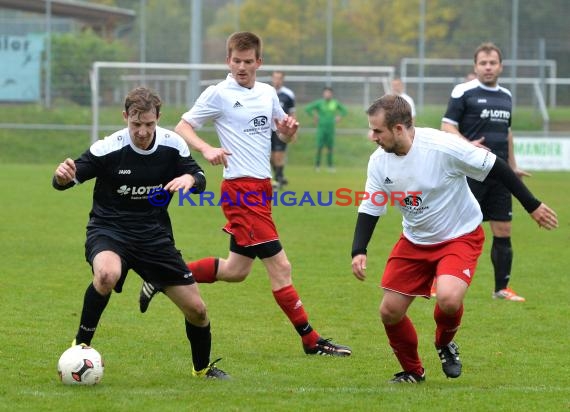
[90, 61, 396, 143]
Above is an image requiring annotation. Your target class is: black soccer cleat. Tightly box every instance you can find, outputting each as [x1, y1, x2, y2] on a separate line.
[303, 338, 352, 357]
[192, 358, 231, 380]
[436, 341, 462, 378]
[389, 370, 426, 384]
[139, 281, 159, 313]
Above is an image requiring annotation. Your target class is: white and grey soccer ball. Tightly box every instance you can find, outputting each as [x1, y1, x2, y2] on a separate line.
[57, 345, 104, 385]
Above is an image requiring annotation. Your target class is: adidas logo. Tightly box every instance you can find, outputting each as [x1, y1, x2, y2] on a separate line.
[384, 177, 394, 184]
[233, 101, 243, 108]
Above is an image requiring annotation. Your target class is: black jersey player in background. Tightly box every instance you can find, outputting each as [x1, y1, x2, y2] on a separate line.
[441, 42, 530, 302]
[53, 87, 229, 379]
[270, 70, 296, 189]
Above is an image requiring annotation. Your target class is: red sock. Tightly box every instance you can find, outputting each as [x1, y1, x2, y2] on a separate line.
[272, 285, 319, 347]
[384, 316, 423, 375]
[187, 257, 218, 283]
[434, 304, 463, 347]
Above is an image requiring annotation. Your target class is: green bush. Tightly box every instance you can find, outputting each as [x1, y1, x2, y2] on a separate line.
[51, 30, 131, 106]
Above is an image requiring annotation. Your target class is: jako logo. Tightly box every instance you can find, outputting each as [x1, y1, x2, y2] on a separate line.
[118, 169, 131, 175]
[117, 184, 162, 196]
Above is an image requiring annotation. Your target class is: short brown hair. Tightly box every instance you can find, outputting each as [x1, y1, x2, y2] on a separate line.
[124, 87, 161, 119]
[227, 31, 262, 59]
[474, 42, 503, 63]
[366, 94, 413, 130]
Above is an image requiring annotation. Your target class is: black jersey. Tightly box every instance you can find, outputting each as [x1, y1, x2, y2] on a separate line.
[53, 126, 205, 244]
[276, 86, 296, 115]
[442, 79, 512, 160]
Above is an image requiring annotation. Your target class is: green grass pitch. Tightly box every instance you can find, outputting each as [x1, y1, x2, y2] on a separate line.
[0, 134, 569, 411]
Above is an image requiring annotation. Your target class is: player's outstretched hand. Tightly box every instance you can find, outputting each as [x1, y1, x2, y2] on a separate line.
[514, 167, 531, 178]
[164, 174, 195, 194]
[202, 146, 231, 168]
[275, 115, 299, 141]
[54, 158, 76, 186]
[351, 254, 368, 281]
[531, 203, 558, 230]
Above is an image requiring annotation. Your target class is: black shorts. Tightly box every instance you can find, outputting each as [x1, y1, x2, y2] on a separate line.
[271, 132, 288, 152]
[467, 177, 512, 222]
[85, 230, 194, 292]
[229, 235, 283, 259]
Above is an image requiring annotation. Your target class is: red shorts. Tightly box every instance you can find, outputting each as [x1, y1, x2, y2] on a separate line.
[220, 178, 279, 247]
[381, 226, 485, 298]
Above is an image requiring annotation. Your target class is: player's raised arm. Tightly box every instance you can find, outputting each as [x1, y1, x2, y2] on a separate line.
[175, 119, 232, 167]
[484, 156, 558, 229]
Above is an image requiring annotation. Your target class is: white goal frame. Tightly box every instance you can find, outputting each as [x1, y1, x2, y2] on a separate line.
[90, 61, 396, 143]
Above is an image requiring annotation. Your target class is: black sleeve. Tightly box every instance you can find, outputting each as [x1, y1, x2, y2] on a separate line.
[351, 212, 380, 257]
[177, 151, 206, 193]
[191, 171, 206, 194]
[486, 157, 541, 213]
[51, 176, 75, 191]
[51, 148, 99, 191]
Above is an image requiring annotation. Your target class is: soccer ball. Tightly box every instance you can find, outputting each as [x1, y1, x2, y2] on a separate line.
[57, 345, 104, 385]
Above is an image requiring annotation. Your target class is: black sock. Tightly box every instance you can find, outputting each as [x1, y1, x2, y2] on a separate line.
[491, 236, 513, 291]
[275, 166, 284, 182]
[294, 322, 314, 337]
[185, 320, 211, 371]
[75, 283, 111, 346]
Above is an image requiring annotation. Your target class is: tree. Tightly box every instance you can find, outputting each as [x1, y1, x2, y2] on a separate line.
[206, 0, 457, 67]
[51, 30, 131, 105]
[206, 0, 305, 64]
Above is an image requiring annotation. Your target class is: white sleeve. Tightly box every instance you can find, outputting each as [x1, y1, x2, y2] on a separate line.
[181, 86, 220, 129]
[271, 89, 286, 131]
[357, 156, 388, 217]
[447, 137, 497, 181]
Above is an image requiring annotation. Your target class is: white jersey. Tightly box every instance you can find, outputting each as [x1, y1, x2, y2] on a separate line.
[182, 74, 286, 179]
[358, 127, 496, 244]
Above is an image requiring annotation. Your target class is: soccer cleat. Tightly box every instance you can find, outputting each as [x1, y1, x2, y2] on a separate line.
[139, 281, 160, 313]
[492, 287, 526, 302]
[70, 339, 88, 348]
[436, 341, 462, 378]
[192, 358, 231, 380]
[271, 179, 280, 191]
[389, 370, 426, 384]
[303, 338, 352, 357]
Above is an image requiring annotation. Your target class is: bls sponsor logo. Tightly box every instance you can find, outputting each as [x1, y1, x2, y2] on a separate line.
[402, 194, 422, 207]
[249, 116, 268, 127]
[117, 184, 163, 196]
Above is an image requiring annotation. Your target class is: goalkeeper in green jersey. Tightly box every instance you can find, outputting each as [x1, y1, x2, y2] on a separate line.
[305, 87, 348, 171]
